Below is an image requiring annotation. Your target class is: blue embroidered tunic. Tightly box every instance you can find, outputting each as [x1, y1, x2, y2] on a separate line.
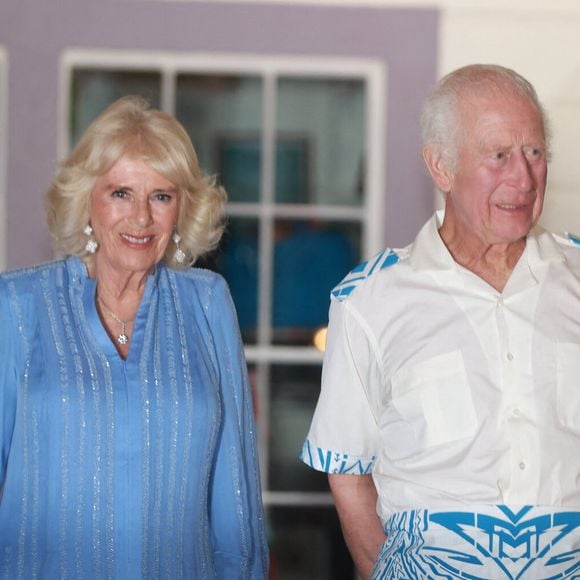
[0, 257, 268, 579]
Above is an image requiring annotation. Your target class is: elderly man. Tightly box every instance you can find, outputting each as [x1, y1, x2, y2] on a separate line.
[301, 64, 580, 579]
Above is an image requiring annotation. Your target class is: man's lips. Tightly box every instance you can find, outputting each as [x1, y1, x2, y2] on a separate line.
[495, 202, 532, 211]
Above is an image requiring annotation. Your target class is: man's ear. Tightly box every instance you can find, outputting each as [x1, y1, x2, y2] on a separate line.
[422, 145, 454, 193]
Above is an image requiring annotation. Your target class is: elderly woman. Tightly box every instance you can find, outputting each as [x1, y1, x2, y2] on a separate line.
[0, 96, 268, 579]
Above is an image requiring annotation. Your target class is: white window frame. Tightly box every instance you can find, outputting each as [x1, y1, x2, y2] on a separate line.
[0, 48, 8, 271]
[60, 48, 386, 506]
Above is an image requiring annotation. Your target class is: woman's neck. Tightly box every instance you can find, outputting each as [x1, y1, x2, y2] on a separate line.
[89, 259, 153, 358]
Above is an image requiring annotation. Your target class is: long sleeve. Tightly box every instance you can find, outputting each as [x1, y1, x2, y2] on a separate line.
[0, 279, 18, 489]
[207, 276, 268, 579]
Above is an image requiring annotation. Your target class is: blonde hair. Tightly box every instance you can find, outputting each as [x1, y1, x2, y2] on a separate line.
[45, 95, 226, 269]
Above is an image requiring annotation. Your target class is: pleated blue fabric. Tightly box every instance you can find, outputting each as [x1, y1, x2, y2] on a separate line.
[0, 257, 268, 579]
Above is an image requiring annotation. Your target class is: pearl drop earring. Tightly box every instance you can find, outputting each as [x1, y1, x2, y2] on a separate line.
[84, 225, 98, 254]
[173, 231, 186, 264]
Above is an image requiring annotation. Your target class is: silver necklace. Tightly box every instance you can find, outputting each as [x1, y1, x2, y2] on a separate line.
[97, 297, 134, 345]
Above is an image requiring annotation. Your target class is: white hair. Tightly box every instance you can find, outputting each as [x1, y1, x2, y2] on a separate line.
[421, 64, 551, 169]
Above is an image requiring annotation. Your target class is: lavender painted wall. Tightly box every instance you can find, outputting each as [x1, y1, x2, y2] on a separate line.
[0, 1, 438, 269]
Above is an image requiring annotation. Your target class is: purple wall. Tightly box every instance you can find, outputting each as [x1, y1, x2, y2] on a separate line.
[0, 1, 438, 268]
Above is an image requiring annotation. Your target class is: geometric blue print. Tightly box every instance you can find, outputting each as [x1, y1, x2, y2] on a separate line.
[331, 248, 400, 302]
[372, 506, 580, 579]
[566, 233, 580, 246]
[299, 439, 375, 474]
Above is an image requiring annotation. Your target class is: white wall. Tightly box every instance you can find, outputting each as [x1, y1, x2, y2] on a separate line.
[439, 1, 580, 233]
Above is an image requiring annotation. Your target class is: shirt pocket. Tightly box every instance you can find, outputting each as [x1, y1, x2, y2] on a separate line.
[555, 342, 580, 431]
[391, 350, 478, 449]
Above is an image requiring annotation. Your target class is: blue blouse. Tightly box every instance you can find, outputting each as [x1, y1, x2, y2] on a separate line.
[0, 257, 268, 579]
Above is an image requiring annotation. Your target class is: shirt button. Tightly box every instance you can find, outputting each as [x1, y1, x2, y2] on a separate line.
[507, 352, 514, 361]
[519, 461, 526, 470]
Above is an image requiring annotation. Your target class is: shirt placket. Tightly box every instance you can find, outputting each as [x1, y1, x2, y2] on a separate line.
[495, 294, 539, 502]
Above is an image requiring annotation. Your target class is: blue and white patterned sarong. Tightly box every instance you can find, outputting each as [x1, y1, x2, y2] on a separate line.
[371, 506, 580, 579]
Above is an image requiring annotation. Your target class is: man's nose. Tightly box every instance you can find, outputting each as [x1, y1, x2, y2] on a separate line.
[509, 151, 534, 191]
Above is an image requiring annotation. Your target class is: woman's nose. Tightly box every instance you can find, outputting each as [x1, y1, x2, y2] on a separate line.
[133, 198, 153, 227]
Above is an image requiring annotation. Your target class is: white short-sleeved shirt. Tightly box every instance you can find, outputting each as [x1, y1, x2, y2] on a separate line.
[302, 212, 580, 524]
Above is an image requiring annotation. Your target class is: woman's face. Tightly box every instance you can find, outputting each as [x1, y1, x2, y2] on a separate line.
[89, 155, 180, 278]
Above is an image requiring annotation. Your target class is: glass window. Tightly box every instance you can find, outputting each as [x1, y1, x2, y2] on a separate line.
[268, 506, 354, 580]
[272, 219, 361, 346]
[70, 69, 162, 147]
[276, 77, 366, 206]
[212, 216, 259, 345]
[176, 74, 263, 201]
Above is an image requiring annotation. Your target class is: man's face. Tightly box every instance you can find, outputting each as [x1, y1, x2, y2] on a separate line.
[444, 92, 548, 247]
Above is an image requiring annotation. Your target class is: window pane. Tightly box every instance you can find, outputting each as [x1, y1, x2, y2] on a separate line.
[276, 77, 366, 206]
[246, 363, 260, 425]
[268, 506, 354, 580]
[272, 220, 361, 346]
[176, 75, 262, 202]
[270, 364, 327, 492]
[209, 216, 259, 345]
[70, 70, 161, 147]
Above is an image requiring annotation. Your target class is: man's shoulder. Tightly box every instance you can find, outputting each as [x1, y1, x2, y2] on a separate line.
[530, 228, 580, 272]
[551, 231, 580, 248]
[331, 245, 410, 303]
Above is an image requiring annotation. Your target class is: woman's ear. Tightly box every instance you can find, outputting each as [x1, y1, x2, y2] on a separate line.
[422, 145, 454, 193]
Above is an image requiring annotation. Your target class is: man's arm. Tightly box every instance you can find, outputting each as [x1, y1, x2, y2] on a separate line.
[328, 473, 386, 580]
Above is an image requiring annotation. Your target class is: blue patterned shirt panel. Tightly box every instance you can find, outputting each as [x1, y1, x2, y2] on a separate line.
[331, 247, 402, 303]
[372, 505, 580, 579]
[565, 232, 580, 246]
[300, 439, 376, 475]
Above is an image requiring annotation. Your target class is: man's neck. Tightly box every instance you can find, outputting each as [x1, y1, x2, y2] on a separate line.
[439, 224, 526, 293]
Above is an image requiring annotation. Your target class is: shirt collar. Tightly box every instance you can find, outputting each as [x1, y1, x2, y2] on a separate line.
[525, 224, 566, 267]
[408, 211, 456, 272]
[410, 211, 565, 271]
